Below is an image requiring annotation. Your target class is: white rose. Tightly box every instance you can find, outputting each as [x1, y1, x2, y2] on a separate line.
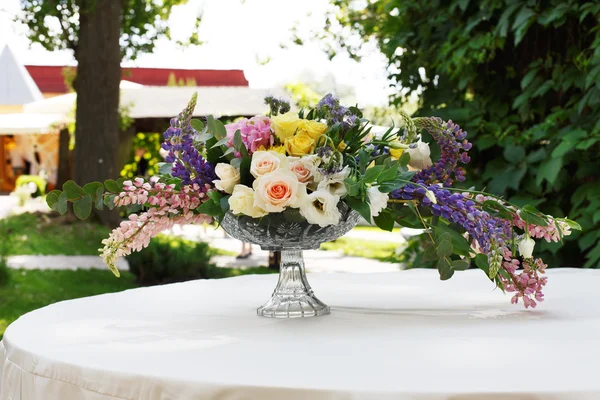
[367, 186, 389, 217]
[407, 142, 433, 170]
[213, 163, 240, 194]
[250, 151, 288, 178]
[299, 189, 342, 228]
[317, 166, 350, 196]
[253, 170, 306, 213]
[518, 236, 535, 259]
[229, 185, 267, 218]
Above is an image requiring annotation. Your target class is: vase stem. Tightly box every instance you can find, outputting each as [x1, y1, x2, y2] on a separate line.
[257, 249, 330, 318]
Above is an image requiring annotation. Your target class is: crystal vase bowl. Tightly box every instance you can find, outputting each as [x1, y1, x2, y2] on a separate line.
[221, 204, 360, 318]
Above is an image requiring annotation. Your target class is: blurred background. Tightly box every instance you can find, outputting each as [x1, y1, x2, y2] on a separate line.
[0, 0, 598, 337]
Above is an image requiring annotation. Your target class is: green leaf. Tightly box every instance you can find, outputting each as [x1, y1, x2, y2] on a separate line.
[474, 253, 490, 277]
[104, 179, 121, 193]
[344, 178, 361, 197]
[521, 210, 548, 227]
[437, 257, 454, 280]
[207, 190, 222, 203]
[213, 119, 227, 140]
[346, 196, 372, 223]
[422, 245, 439, 261]
[240, 156, 252, 186]
[103, 194, 116, 210]
[197, 199, 223, 218]
[398, 151, 410, 167]
[452, 260, 470, 271]
[94, 187, 104, 210]
[210, 136, 230, 149]
[233, 129, 249, 158]
[73, 194, 93, 219]
[503, 145, 525, 164]
[220, 195, 230, 215]
[362, 165, 384, 183]
[62, 180, 85, 201]
[190, 118, 204, 132]
[376, 163, 399, 184]
[436, 239, 453, 258]
[556, 218, 582, 231]
[57, 191, 68, 215]
[46, 190, 61, 210]
[536, 157, 562, 186]
[83, 182, 103, 197]
[158, 162, 173, 175]
[373, 210, 395, 232]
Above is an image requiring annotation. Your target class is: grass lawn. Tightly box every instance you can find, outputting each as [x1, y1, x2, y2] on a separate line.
[321, 237, 404, 263]
[1, 213, 110, 256]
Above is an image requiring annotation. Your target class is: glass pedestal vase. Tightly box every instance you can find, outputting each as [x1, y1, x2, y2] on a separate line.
[258, 249, 329, 318]
[221, 205, 360, 318]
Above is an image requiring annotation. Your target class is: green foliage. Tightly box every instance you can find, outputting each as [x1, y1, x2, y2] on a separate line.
[126, 235, 225, 285]
[330, 0, 600, 267]
[17, 0, 200, 61]
[47, 178, 125, 218]
[121, 132, 163, 179]
[15, 175, 47, 197]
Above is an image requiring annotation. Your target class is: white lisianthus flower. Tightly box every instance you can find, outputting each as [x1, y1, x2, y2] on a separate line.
[229, 185, 267, 218]
[299, 189, 342, 228]
[317, 166, 350, 196]
[213, 163, 240, 194]
[253, 170, 305, 213]
[518, 236, 536, 259]
[367, 186, 389, 217]
[250, 151, 288, 178]
[407, 142, 433, 170]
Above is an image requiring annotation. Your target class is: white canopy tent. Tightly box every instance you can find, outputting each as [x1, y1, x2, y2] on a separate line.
[0, 113, 67, 135]
[0, 45, 43, 105]
[24, 86, 288, 118]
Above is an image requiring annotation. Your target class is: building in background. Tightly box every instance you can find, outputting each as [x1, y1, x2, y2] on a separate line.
[0, 44, 284, 193]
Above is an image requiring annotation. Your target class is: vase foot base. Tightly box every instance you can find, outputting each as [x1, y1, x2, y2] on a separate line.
[257, 293, 330, 318]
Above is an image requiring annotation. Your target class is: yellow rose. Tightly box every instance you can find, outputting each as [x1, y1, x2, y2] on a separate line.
[298, 119, 327, 140]
[390, 148, 404, 160]
[271, 112, 301, 141]
[285, 132, 315, 156]
[389, 140, 405, 160]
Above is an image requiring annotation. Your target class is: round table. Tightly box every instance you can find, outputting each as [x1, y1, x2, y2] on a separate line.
[2, 269, 599, 400]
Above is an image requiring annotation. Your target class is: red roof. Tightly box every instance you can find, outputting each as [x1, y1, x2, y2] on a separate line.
[25, 65, 249, 94]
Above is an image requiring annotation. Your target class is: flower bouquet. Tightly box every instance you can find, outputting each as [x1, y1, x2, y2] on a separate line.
[47, 93, 580, 317]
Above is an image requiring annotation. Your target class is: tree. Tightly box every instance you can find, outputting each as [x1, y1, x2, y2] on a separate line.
[18, 0, 201, 224]
[325, 0, 600, 268]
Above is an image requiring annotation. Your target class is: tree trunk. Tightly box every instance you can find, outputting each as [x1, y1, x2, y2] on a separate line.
[56, 128, 71, 189]
[73, 0, 122, 226]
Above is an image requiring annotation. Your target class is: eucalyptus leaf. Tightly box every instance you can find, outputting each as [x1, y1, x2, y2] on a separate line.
[57, 191, 68, 215]
[73, 194, 93, 219]
[62, 180, 85, 201]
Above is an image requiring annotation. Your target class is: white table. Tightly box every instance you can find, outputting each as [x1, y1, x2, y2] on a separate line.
[2, 269, 600, 400]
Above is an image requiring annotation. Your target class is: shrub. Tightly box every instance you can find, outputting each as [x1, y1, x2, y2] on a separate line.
[0, 220, 13, 286]
[126, 235, 218, 285]
[15, 175, 47, 197]
[328, 1, 600, 267]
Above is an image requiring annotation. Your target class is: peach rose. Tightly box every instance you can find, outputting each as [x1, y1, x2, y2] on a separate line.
[253, 170, 306, 212]
[289, 160, 312, 183]
[250, 151, 288, 178]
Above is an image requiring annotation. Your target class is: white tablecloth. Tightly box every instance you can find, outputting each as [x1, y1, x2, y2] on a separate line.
[2, 269, 600, 400]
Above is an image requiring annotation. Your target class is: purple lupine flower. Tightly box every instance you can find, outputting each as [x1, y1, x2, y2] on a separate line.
[411, 117, 471, 186]
[161, 100, 216, 190]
